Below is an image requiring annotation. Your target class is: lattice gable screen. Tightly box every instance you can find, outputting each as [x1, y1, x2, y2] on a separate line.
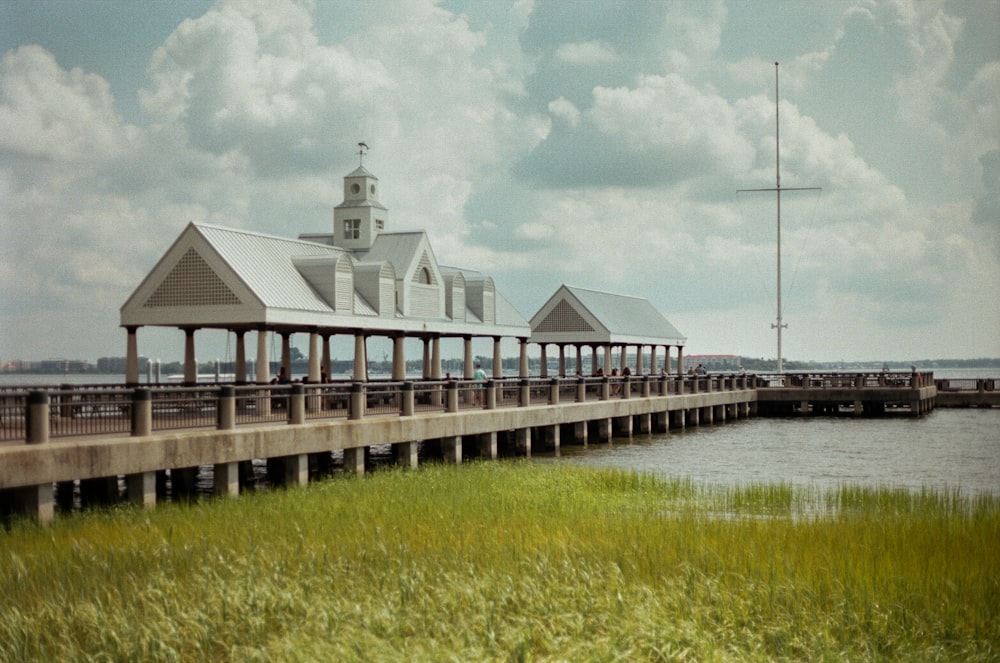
[534, 299, 594, 333]
[144, 247, 242, 307]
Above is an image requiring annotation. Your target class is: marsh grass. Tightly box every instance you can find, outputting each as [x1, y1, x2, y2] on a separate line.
[2, 461, 997, 661]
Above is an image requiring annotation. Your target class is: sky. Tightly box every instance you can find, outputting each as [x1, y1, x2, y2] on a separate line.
[1, 0, 998, 366]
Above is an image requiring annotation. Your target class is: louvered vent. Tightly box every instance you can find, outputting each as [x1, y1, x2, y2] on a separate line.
[535, 299, 593, 332]
[144, 248, 241, 307]
[411, 252, 437, 285]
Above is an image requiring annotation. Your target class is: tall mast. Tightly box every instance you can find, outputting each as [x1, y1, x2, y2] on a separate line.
[738, 62, 819, 373]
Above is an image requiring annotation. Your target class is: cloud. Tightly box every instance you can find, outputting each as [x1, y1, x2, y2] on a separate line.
[554, 40, 617, 65]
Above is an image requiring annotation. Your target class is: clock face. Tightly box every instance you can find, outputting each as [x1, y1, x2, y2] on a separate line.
[351, 183, 360, 194]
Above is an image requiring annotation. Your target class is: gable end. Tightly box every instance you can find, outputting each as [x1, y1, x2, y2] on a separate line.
[144, 248, 242, 308]
[535, 299, 594, 333]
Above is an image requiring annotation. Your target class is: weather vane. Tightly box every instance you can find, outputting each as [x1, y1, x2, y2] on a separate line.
[357, 142, 368, 166]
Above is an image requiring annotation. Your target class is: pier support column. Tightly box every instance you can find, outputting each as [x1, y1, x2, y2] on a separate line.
[394, 441, 419, 468]
[213, 463, 240, 497]
[441, 436, 462, 464]
[515, 428, 531, 457]
[478, 432, 498, 459]
[126, 472, 156, 507]
[637, 412, 651, 434]
[593, 418, 611, 443]
[15, 392, 56, 523]
[615, 415, 632, 438]
[573, 420, 589, 446]
[542, 425, 560, 453]
[671, 409, 685, 429]
[343, 447, 365, 476]
[688, 408, 700, 426]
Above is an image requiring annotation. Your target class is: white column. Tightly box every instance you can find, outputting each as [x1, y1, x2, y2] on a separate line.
[558, 345, 566, 378]
[280, 332, 292, 381]
[422, 338, 431, 379]
[234, 330, 247, 383]
[591, 346, 598, 376]
[539, 344, 548, 378]
[256, 329, 270, 383]
[322, 334, 331, 380]
[604, 344, 613, 376]
[125, 326, 140, 385]
[308, 330, 321, 382]
[492, 337, 503, 379]
[353, 333, 367, 382]
[636, 344, 644, 375]
[575, 345, 583, 376]
[431, 337, 442, 379]
[519, 339, 529, 378]
[649, 345, 657, 375]
[392, 335, 406, 381]
[463, 336, 474, 379]
[184, 328, 197, 384]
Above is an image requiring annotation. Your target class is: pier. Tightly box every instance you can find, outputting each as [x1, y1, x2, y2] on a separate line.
[0, 369, 962, 524]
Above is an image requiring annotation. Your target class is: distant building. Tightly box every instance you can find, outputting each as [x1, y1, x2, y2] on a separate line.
[684, 354, 742, 371]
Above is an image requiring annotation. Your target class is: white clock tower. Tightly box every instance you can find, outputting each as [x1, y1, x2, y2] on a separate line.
[333, 146, 387, 251]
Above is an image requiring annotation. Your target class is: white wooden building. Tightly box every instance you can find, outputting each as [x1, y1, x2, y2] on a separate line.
[529, 285, 687, 377]
[120, 163, 530, 384]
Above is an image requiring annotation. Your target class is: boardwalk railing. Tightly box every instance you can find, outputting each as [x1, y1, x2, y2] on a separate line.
[1, 374, 757, 443]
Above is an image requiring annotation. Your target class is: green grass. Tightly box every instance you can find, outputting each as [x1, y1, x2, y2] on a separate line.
[2, 461, 998, 661]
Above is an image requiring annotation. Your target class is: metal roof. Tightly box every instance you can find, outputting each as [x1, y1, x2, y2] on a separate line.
[528, 285, 686, 346]
[121, 222, 531, 337]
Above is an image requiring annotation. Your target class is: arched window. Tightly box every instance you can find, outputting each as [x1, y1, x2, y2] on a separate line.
[419, 267, 432, 284]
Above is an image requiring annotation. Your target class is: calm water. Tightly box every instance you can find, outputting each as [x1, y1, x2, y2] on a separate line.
[4, 370, 998, 496]
[547, 409, 1000, 496]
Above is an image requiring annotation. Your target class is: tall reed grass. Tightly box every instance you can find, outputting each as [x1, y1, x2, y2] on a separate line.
[2, 461, 997, 661]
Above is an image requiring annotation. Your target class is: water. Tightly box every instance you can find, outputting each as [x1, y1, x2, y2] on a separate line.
[3, 369, 998, 496]
[549, 409, 1000, 496]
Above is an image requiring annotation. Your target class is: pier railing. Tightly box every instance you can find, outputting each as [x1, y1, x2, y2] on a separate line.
[1, 374, 756, 443]
[755, 371, 933, 389]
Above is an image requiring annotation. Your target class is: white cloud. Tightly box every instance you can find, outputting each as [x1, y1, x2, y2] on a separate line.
[554, 40, 617, 65]
[0, 0, 997, 363]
